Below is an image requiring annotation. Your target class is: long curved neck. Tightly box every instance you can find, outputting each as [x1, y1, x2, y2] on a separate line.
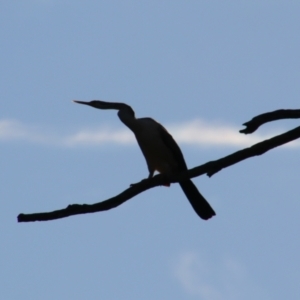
[118, 109, 139, 132]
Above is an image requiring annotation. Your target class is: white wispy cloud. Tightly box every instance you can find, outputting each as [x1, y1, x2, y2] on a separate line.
[64, 127, 134, 147]
[0, 119, 47, 143]
[169, 120, 266, 147]
[0, 118, 298, 148]
[173, 251, 270, 300]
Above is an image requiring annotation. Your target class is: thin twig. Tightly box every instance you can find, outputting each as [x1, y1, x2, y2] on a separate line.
[240, 109, 300, 134]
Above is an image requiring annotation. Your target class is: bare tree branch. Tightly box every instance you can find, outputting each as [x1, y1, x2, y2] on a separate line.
[240, 109, 300, 134]
[17, 124, 300, 223]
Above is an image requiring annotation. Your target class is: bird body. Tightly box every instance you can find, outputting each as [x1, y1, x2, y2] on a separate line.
[74, 100, 216, 220]
[132, 118, 180, 176]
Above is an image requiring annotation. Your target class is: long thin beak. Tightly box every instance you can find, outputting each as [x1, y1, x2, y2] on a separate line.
[72, 100, 123, 111]
[73, 100, 90, 105]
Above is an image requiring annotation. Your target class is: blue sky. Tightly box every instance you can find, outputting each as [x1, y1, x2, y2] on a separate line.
[1, 1, 300, 299]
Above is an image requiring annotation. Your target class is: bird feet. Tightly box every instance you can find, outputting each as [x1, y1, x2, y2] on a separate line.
[130, 174, 171, 188]
[160, 173, 171, 187]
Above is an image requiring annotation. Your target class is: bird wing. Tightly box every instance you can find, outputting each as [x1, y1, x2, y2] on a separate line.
[157, 123, 188, 172]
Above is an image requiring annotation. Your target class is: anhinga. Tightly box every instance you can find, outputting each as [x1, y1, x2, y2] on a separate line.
[73, 100, 216, 220]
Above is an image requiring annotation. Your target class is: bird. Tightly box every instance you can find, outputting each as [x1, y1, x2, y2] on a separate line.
[73, 100, 216, 220]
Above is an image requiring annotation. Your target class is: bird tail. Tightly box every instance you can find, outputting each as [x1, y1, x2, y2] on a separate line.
[179, 180, 216, 220]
